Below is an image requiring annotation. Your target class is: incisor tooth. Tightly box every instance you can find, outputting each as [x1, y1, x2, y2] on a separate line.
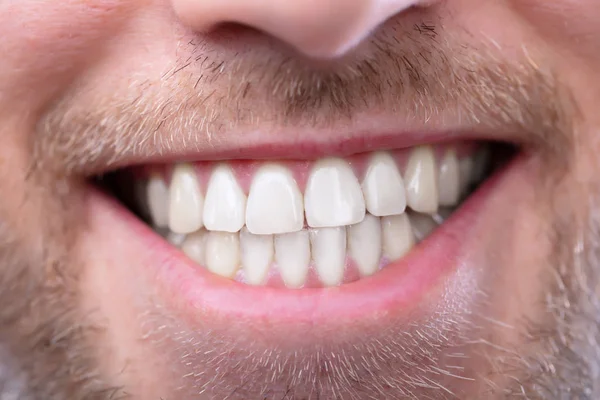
[275, 231, 310, 288]
[168, 164, 204, 234]
[147, 175, 169, 228]
[246, 164, 304, 235]
[310, 227, 346, 286]
[348, 214, 382, 276]
[181, 230, 207, 265]
[305, 158, 365, 228]
[203, 164, 247, 232]
[240, 228, 273, 286]
[382, 214, 414, 261]
[361, 152, 407, 217]
[437, 150, 460, 207]
[205, 231, 240, 278]
[405, 146, 438, 214]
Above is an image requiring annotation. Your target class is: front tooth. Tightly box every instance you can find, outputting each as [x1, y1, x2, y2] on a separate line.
[409, 212, 438, 242]
[181, 230, 207, 265]
[275, 231, 310, 288]
[240, 228, 273, 285]
[205, 231, 240, 278]
[203, 164, 247, 233]
[310, 227, 346, 286]
[246, 164, 304, 235]
[305, 158, 365, 228]
[347, 214, 382, 277]
[382, 214, 415, 261]
[404, 146, 438, 214]
[437, 150, 460, 207]
[361, 152, 407, 216]
[147, 174, 169, 228]
[169, 164, 204, 234]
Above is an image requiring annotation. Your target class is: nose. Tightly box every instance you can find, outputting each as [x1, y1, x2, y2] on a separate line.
[171, 0, 432, 59]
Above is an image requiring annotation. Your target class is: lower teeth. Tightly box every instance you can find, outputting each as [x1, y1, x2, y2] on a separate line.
[157, 209, 453, 288]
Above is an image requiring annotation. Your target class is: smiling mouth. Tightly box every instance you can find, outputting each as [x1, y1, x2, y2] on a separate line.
[100, 139, 511, 291]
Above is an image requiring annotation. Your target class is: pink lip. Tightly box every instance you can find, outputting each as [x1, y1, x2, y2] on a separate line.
[86, 154, 521, 325]
[102, 127, 489, 173]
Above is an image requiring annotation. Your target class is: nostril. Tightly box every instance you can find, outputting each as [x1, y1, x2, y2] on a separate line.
[171, 0, 435, 60]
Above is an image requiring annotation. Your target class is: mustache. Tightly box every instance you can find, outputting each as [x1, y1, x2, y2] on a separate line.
[35, 18, 574, 175]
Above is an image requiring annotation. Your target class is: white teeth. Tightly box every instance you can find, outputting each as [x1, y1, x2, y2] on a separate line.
[361, 152, 407, 217]
[305, 158, 366, 228]
[203, 164, 247, 233]
[205, 231, 240, 278]
[246, 164, 304, 235]
[240, 228, 273, 286]
[409, 212, 438, 242]
[274, 231, 310, 288]
[310, 227, 346, 286]
[168, 164, 204, 234]
[404, 146, 438, 214]
[382, 214, 415, 261]
[160, 148, 466, 287]
[181, 230, 207, 265]
[147, 175, 170, 228]
[347, 214, 382, 277]
[437, 150, 460, 207]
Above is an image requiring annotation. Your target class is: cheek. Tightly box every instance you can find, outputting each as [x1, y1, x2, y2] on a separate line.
[509, 0, 600, 61]
[0, 1, 132, 108]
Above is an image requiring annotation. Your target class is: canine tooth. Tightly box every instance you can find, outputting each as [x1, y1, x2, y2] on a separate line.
[147, 175, 169, 228]
[409, 212, 438, 242]
[405, 146, 438, 214]
[205, 231, 240, 278]
[348, 214, 382, 276]
[305, 158, 365, 228]
[203, 165, 247, 232]
[382, 214, 415, 261]
[246, 164, 304, 235]
[361, 152, 407, 216]
[275, 231, 310, 288]
[169, 164, 204, 234]
[181, 230, 207, 265]
[438, 150, 460, 207]
[459, 157, 474, 195]
[240, 228, 273, 286]
[310, 227, 346, 286]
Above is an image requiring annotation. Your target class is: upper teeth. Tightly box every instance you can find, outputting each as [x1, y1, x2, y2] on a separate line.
[304, 157, 366, 228]
[168, 163, 204, 234]
[203, 164, 247, 233]
[142, 145, 486, 287]
[245, 164, 304, 235]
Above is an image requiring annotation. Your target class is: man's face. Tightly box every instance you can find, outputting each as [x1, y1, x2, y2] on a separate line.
[1, 0, 599, 398]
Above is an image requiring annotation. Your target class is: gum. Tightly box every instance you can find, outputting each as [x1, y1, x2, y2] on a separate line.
[137, 142, 478, 194]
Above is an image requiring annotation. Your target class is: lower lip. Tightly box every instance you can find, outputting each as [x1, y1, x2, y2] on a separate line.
[87, 156, 520, 325]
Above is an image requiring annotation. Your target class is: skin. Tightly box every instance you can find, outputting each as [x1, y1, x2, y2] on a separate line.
[0, 0, 599, 398]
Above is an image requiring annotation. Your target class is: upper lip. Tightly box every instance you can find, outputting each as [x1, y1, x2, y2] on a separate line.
[68, 120, 514, 177]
